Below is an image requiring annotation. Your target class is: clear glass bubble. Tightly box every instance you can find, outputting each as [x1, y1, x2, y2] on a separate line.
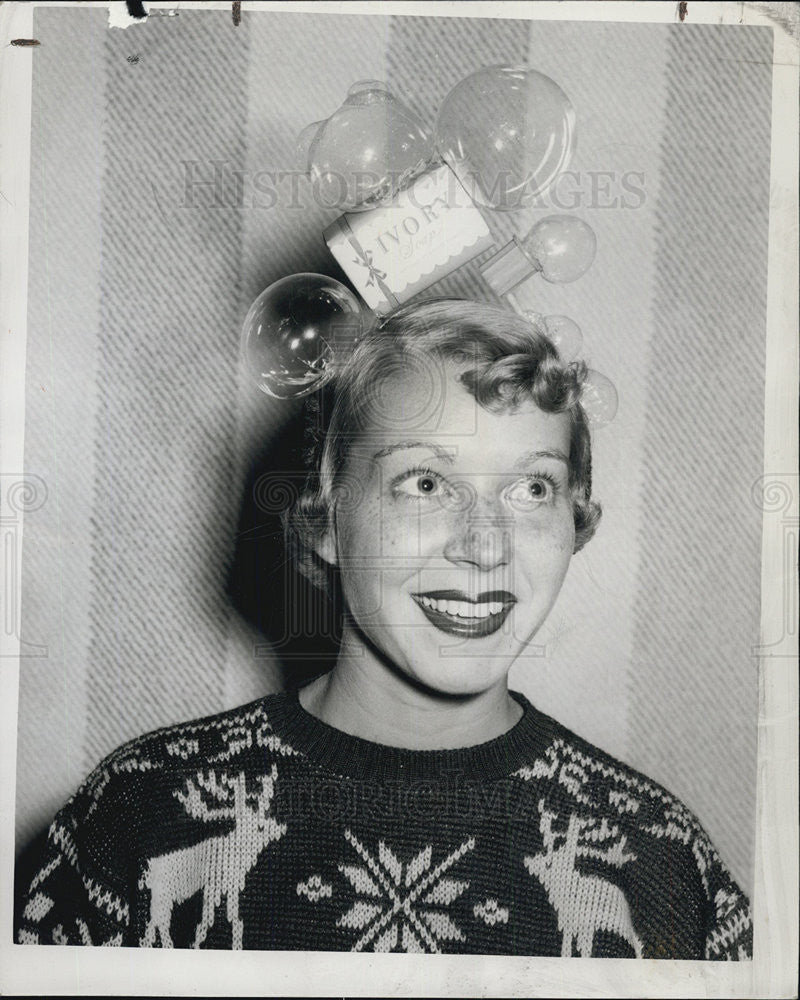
[521, 309, 547, 331]
[522, 310, 583, 361]
[542, 315, 583, 360]
[347, 79, 388, 99]
[295, 119, 326, 172]
[241, 273, 363, 399]
[299, 81, 435, 211]
[523, 215, 596, 283]
[435, 65, 576, 211]
[581, 369, 619, 427]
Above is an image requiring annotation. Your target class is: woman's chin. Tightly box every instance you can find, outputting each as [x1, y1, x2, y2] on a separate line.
[402, 661, 514, 700]
[351, 622, 519, 698]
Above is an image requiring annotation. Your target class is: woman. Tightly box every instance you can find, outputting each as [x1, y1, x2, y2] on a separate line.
[16, 299, 751, 956]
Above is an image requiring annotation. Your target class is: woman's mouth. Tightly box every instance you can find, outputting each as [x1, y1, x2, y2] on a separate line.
[410, 590, 517, 638]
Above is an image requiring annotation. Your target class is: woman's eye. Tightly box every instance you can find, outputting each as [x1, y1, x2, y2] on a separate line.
[414, 475, 438, 495]
[505, 475, 555, 508]
[393, 471, 445, 499]
[527, 479, 548, 499]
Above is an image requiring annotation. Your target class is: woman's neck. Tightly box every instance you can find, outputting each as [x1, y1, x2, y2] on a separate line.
[298, 628, 523, 750]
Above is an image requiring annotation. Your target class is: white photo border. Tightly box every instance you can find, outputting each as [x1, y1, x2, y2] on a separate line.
[0, 2, 797, 996]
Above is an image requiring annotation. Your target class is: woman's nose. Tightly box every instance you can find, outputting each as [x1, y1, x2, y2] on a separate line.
[442, 509, 512, 571]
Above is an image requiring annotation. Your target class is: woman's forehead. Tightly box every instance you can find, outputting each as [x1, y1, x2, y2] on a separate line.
[352, 363, 571, 462]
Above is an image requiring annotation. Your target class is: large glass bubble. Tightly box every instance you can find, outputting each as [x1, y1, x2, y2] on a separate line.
[436, 65, 576, 211]
[241, 274, 363, 399]
[299, 81, 435, 211]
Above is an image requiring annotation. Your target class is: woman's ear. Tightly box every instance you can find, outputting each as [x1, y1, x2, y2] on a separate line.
[313, 511, 338, 567]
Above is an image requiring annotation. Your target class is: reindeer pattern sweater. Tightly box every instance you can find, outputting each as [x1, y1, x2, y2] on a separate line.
[17, 690, 752, 958]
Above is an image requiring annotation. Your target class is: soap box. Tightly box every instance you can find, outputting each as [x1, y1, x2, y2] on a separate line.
[324, 163, 493, 314]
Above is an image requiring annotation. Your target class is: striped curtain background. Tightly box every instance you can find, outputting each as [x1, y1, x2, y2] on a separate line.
[16, 8, 771, 896]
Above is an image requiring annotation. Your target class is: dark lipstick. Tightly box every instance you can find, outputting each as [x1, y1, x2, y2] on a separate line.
[410, 589, 517, 638]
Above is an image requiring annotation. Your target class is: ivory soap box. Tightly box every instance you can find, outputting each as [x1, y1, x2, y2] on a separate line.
[324, 164, 493, 314]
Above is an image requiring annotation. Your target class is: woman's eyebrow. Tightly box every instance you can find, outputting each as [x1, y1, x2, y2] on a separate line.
[513, 449, 570, 469]
[372, 441, 457, 463]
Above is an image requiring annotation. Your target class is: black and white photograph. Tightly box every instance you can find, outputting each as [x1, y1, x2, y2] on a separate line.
[0, 1, 797, 996]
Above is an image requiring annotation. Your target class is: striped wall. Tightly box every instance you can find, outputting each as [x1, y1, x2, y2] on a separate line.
[17, 8, 772, 895]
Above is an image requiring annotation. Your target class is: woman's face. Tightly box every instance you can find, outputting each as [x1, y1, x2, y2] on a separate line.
[321, 359, 576, 698]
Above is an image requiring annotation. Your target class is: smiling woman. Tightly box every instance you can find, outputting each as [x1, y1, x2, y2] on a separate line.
[15, 300, 751, 957]
[290, 300, 585, 736]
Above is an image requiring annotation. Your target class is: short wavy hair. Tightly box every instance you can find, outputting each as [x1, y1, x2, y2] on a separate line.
[282, 298, 602, 592]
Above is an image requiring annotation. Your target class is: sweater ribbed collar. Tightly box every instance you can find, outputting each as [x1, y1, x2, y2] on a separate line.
[263, 687, 556, 784]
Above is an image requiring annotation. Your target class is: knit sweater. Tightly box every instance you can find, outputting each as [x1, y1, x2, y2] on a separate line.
[16, 689, 752, 958]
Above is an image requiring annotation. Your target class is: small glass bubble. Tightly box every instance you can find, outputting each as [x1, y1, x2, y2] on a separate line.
[523, 216, 597, 284]
[582, 369, 619, 428]
[543, 315, 583, 361]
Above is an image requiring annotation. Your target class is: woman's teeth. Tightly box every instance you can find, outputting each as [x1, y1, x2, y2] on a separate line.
[419, 596, 504, 618]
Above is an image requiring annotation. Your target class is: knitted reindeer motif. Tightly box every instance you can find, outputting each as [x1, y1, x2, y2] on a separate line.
[139, 765, 286, 948]
[524, 801, 643, 958]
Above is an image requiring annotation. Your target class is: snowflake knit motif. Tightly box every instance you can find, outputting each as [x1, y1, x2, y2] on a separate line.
[336, 830, 475, 952]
